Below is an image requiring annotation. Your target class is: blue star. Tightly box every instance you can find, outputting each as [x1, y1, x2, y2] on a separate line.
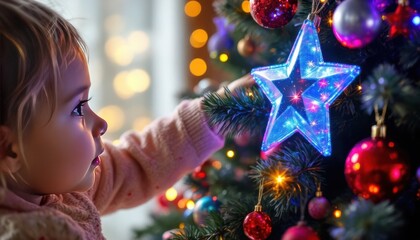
[251, 20, 360, 157]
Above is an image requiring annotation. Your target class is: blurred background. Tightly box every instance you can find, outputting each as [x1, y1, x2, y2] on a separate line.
[38, 0, 232, 239]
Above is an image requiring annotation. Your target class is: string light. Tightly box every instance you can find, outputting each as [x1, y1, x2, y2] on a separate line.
[219, 53, 229, 62]
[226, 150, 235, 158]
[165, 187, 178, 201]
[333, 209, 342, 218]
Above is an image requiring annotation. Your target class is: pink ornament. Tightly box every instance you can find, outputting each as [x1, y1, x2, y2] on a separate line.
[250, 0, 298, 29]
[282, 221, 319, 240]
[308, 195, 330, 220]
[243, 210, 272, 240]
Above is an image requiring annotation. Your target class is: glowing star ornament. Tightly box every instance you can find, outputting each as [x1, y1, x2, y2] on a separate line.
[251, 19, 360, 157]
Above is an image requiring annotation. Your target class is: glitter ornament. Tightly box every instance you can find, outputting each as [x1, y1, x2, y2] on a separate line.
[193, 196, 221, 226]
[282, 221, 320, 240]
[307, 188, 330, 220]
[344, 124, 410, 203]
[243, 209, 272, 240]
[332, 0, 382, 48]
[250, 0, 298, 29]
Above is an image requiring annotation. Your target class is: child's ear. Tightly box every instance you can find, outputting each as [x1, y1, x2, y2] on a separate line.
[0, 126, 21, 173]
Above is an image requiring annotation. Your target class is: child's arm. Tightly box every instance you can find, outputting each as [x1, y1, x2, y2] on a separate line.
[88, 98, 224, 215]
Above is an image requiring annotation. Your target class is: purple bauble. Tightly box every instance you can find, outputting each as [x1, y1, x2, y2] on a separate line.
[332, 0, 382, 48]
[250, 0, 298, 29]
[207, 17, 234, 54]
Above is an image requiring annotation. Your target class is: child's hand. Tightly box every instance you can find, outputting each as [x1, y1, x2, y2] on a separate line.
[216, 74, 255, 97]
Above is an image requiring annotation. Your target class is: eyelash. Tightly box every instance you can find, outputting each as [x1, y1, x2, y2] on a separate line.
[72, 98, 91, 116]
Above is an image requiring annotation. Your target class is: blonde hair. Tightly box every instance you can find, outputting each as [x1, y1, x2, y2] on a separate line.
[0, 0, 88, 187]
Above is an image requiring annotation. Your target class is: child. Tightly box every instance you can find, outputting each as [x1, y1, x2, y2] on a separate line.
[0, 0, 254, 238]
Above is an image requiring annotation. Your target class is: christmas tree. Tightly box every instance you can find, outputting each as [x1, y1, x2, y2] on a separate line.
[133, 0, 420, 239]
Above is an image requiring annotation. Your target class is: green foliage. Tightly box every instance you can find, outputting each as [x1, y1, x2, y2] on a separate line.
[132, 210, 189, 239]
[251, 140, 324, 216]
[202, 86, 270, 137]
[331, 198, 404, 240]
[361, 63, 420, 120]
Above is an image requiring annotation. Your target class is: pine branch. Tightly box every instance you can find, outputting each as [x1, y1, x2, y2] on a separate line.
[202, 86, 270, 137]
[250, 140, 325, 217]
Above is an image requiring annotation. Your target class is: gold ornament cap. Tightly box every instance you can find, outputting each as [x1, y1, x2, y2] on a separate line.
[371, 124, 387, 139]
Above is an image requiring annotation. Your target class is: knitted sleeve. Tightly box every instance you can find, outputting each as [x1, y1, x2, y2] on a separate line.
[89, 98, 224, 215]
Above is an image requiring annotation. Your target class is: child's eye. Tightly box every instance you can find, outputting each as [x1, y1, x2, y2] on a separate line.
[72, 98, 91, 116]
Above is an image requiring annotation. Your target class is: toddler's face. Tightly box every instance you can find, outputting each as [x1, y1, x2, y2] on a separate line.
[16, 56, 108, 194]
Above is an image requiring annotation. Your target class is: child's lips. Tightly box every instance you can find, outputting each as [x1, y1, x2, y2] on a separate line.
[91, 156, 101, 167]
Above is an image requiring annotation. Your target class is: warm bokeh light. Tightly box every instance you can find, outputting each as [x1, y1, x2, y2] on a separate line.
[189, 58, 207, 76]
[133, 117, 152, 131]
[105, 36, 134, 66]
[211, 160, 222, 170]
[190, 29, 208, 48]
[105, 31, 150, 66]
[186, 200, 195, 209]
[165, 188, 178, 201]
[226, 150, 235, 158]
[184, 1, 201, 17]
[219, 53, 229, 62]
[177, 198, 188, 209]
[333, 209, 342, 218]
[128, 31, 150, 54]
[113, 69, 150, 99]
[126, 69, 150, 93]
[241, 1, 250, 13]
[98, 105, 125, 133]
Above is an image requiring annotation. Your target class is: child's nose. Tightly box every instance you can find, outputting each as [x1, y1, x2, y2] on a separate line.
[94, 113, 108, 137]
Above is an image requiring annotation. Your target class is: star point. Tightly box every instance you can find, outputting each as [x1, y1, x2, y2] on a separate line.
[251, 20, 360, 157]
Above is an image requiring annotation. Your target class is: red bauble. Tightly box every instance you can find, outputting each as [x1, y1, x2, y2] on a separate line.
[243, 210, 272, 240]
[308, 196, 330, 220]
[385, 4, 417, 38]
[282, 221, 319, 240]
[344, 137, 410, 203]
[250, 0, 298, 29]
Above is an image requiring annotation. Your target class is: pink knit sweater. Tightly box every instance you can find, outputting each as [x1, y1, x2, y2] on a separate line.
[0, 99, 224, 239]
